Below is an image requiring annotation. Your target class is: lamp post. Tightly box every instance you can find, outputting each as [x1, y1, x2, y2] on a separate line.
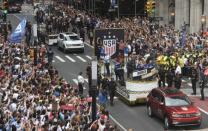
[171, 12, 175, 25]
[91, 59, 98, 122]
[201, 14, 206, 36]
[135, 0, 138, 17]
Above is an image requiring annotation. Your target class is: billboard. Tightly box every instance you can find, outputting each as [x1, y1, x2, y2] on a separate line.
[94, 28, 124, 58]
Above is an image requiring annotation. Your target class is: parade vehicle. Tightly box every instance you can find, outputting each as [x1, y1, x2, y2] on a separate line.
[57, 32, 84, 53]
[115, 61, 158, 105]
[147, 87, 202, 129]
[46, 34, 58, 46]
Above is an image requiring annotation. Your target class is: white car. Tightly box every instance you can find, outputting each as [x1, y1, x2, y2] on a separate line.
[57, 33, 84, 53]
[46, 34, 58, 46]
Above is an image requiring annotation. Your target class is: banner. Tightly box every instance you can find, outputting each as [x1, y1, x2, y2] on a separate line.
[95, 28, 124, 58]
[9, 18, 27, 43]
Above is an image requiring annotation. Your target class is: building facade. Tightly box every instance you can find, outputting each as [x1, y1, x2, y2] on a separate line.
[157, 0, 208, 33]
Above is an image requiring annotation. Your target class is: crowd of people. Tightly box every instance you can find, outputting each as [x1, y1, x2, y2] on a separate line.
[0, 5, 120, 131]
[40, 2, 208, 100]
[1, 0, 208, 130]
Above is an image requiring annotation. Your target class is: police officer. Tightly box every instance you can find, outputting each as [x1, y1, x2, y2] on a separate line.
[191, 65, 198, 95]
[166, 68, 174, 87]
[108, 78, 116, 106]
[158, 66, 166, 87]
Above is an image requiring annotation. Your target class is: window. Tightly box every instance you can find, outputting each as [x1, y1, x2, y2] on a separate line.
[165, 96, 191, 107]
[152, 90, 160, 101]
[69, 35, 79, 40]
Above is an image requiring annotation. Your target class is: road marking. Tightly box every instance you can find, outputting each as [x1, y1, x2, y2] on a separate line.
[55, 56, 66, 62]
[95, 104, 127, 131]
[9, 14, 21, 20]
[188, 83, 192, 86]
[85, 79, 88, 83]
[72, 79, 78, 85]
[65, 55, 76, 62]
[85, 41, 94, 48]
[52, 60, 55, 63]
[86, 55, 92, 60]
[198, 107, 208, 115]
[182, 79, 185, 82]
[73, 53, 77, 55]
[76, 56, 87, 62]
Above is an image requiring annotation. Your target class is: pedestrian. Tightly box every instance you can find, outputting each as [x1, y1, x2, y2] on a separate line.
[47, 47, 54, 65]
[108, 78, 116, 106]
[78, 72, 85, 96]
[86, 63, 92, 96]
[174, 73, 182, 89]
[158, 66, 166, 87]
[89, 29, 93, 45]
[166, 68, 174, 87]
[104, 55, 110, 76]
[80, 28, 85, 42]
[190, 65, 198, 95]
[127, 57, 134, 80]
[98, 89, 108, 110]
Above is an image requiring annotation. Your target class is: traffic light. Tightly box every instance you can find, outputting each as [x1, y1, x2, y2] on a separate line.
[3, 0, 8, 11]
[2, 0, 8, 22]
[145, 0, 156, 17]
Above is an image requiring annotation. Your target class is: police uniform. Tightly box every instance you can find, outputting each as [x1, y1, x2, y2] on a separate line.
[191, 67, 198, 95]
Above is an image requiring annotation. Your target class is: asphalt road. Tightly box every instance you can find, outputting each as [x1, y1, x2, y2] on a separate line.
[8, 4, 208, 131]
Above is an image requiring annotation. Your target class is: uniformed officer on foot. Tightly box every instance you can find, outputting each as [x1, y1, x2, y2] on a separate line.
[191, 65, 198, 95]
[109, 78, 117, 106]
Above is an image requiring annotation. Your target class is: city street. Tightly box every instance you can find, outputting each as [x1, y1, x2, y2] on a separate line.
[7, 3, 208, 131]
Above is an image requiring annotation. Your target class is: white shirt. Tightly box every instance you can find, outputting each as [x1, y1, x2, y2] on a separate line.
[175, 65, 182, 75]
[78, 75, 85, 84]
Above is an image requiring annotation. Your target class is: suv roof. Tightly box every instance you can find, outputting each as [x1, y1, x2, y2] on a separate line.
[156, 87, 184, 97]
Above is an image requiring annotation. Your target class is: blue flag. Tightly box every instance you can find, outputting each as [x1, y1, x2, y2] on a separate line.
[9, 18, 27, 43]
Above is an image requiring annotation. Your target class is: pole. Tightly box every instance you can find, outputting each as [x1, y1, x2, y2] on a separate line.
[91, 86, 97, 122]
[91, 60, 98, 122]
[135, 0, 136, 17]
[117, 0, 119, 19]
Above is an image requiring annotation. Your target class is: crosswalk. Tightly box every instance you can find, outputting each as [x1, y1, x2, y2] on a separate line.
[54, 55, 92, 63]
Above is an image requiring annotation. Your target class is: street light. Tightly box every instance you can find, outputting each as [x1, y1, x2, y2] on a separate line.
[201, 15, 206, 35]
[135, 0, 138, 17]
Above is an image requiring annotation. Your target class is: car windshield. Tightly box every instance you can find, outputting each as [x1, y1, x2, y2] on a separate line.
[69, 36, 79, 40]
[165, 96, 191, 107]
[49, 35, 58, 39]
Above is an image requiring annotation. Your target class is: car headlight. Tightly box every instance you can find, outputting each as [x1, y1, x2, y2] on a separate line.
[65, 44, 71, 47]
[193, 111, 201, 117]
[171, 112, 183, 118]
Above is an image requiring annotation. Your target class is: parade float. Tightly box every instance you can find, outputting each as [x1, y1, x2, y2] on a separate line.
[116, 57, 158, 105]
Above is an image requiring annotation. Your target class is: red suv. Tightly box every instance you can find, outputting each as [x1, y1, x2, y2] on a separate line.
[147, 87, 202, 129]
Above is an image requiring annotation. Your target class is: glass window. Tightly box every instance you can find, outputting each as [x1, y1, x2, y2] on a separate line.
[69, 35, 79, 40]
[165, 96, 191, 107]
[49, 35, 58, 39]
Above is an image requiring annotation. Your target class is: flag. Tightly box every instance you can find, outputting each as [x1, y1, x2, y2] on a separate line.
[181, 27, 186, 48]
[9, 18, 27, 43]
